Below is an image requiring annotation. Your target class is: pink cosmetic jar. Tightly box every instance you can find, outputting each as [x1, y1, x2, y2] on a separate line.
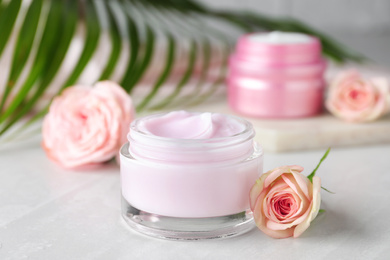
[227, 31, 327, 118]
[120, 111, 263, 240]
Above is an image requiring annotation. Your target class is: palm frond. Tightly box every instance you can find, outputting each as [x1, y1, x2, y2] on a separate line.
[0, 0, 364, 140]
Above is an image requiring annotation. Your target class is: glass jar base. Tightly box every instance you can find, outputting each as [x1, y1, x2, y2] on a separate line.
[121, 196, 255, 240]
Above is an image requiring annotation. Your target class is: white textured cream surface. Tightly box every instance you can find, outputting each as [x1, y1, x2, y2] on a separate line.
[137, 110, 245, 139]
[248, 31, 312, 44]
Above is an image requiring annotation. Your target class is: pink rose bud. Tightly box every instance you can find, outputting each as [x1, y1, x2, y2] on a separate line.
[325, 70, 390, 122]
[42, 81, 134, 169]
[250, 165, 321, 238]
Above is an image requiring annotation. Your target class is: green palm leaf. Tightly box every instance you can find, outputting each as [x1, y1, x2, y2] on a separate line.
[0, 0, 364, 140]
[98, 1, 122, 80]
[0, 0, 21, 57]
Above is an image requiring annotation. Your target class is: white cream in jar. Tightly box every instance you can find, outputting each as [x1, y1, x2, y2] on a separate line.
[120, 111, 263, 239]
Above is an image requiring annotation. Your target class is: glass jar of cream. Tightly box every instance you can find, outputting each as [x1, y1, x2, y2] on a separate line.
[227, 31, 327, 118]
[120, 111, 263, 240]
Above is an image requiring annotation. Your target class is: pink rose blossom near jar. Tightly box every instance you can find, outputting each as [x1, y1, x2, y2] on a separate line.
[227, 31, 327, 118]
[326, 70, 390, 122]
[42, 81, 134, 169]
[120, 111, 263, 240]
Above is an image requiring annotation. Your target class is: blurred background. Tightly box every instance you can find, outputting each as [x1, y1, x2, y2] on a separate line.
[199, 0, 390, 66]
[0, 0, 389, 145]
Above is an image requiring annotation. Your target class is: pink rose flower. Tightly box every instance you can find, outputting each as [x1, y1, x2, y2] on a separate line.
[250, 165, 321, 238]
[326, 70, 390, 122]
[42, 81, 134, 169]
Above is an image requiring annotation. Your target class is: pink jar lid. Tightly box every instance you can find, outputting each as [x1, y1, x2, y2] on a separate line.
[227, 31, 327, 118]
[229, 54, 326, 79]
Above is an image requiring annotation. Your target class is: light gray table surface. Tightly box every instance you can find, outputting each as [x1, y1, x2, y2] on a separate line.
[1, 135, 389, 260]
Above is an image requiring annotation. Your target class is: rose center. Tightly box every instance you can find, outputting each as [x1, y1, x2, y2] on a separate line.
[272, 194, 297, 219]
[349, 90, 359, 99]
[349, 89, 367, 103]
[342, 81, 376, 110]
[277, 198, 292, 216]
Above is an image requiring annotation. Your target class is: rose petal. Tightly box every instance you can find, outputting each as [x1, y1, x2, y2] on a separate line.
[293, 176, 321, 238]
[261, 222, 295, 239]
[281, 174, 310, 220]
[263, 181, 289, 222]
[326, 70, 390, 122]
[253, 189, 294, 239]
[249, 172, 271, 210]
[281, 174, 310, 201]
[42, 81, 134, 169]
[264, 165, 303, 188]
[93, 81, 134, 144]
[289, 170, 310, 200]
[253, 190, 267, 229]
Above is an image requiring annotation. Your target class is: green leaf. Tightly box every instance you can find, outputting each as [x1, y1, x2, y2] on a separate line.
[60, 0, 101, 89]
[136, 34, 175, 111]
[98, 1, 122, 80]
[321, 186, 335, 194]
[0, 0, 64, 124]
[150, 40, 197, 110]
[39, 0, 78, 88]
[127, 25, 156, 93]
[120, 13, 140, 92]
[172, 39, 211, 107]
[9, 0, 43, 81]
[0, 0, 78, 135]
[307, 148, 331, 183]
[278, 18, 365, 62]
[0, 0, 21, 56]
[213, 11, 365, 63]
[0, 0, 23, 112]
[121, 0, 158, 93]
[319, 209, 326, 213]
[188, 43, 230, 106]
[0, 0, 43, 117]
[137, 5, 216, 108]
[0, 1, 4, 16]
